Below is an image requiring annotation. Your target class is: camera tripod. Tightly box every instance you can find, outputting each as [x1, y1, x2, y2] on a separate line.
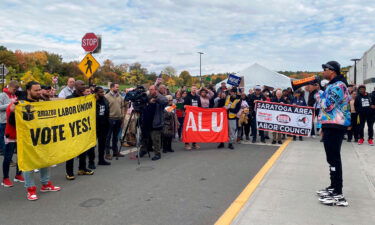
[119, 110, 150, 164]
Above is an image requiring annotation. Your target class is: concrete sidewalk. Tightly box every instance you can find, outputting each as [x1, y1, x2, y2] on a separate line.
[233, 137, 375, 225]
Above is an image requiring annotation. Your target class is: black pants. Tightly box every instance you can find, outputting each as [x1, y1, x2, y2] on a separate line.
[358, 113, 374, 139]
[322, 128, 345, 194]
[106, 119, 122, 155]
[66, 151, 87, 176]
[162, 135, 173, 151]
[347, 113, 359, 141]
[97, 124, 108, 163]
[140, 132, 153, 154]
[177, 117, 184, 139]
[251, 116, 264, 141]
[2, 142, 21, 179]
[87, 147, 95, 164]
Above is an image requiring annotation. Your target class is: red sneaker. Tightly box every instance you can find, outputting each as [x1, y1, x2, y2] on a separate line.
[1, 178, 14, 187]
[27, 186, 38, 201]
[368, 139, 374, 146]
[358, 139, 364, 145]
[40, 181, 61, 192]
[14, 175, 25, 183]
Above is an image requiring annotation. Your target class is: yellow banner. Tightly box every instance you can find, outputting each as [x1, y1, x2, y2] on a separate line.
[15, 95, 96, 171]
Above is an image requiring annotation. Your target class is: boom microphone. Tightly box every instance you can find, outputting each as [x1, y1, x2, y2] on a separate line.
[291, 75, 321, 91]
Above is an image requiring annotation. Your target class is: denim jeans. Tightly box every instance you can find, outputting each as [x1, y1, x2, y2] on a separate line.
[2, 142, 21, 179]
[106, 119, 122, 154]
[24, 167, 50, 188]
[0, 123, 6, 153]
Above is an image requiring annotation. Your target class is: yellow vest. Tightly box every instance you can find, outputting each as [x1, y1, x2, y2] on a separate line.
[225, 96, 240, 119]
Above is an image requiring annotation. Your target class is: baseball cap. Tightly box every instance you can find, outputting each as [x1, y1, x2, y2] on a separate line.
[322, 61, 341, 75]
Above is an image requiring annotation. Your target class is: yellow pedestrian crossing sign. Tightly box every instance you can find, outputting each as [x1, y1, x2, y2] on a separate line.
[78, 53, 100, 79]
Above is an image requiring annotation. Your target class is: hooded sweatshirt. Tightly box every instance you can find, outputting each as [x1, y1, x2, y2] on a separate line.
[316, 75, 351, 129]
[0, 88, 17, 124]
[355, 90, 373, 115]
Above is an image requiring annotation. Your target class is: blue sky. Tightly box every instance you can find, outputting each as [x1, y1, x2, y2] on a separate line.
[1, 0, 375, 75]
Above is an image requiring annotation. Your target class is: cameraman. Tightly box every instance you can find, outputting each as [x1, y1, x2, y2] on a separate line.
[316, 61, 350, 207]
[140, 85, 168, 161]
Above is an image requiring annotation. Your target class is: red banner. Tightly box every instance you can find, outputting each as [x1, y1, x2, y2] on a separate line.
[182, 106, 229, 143]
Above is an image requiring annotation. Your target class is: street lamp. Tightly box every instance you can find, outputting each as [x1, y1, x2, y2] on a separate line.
[198, 52, 204, 85]
[351, 58, 360, 85]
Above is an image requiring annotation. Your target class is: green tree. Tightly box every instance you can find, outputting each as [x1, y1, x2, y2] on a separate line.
[0, 49, 18, 69]
[46, 52, 63, 74]
[179, 70, 192, 86]
[162, 66, 176, 77]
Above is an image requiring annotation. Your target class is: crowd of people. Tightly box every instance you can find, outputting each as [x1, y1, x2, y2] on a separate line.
[0, 69, 374, 201]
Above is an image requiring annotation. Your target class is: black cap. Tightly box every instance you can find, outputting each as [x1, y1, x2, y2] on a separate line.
[358, 85, 366, 90]
[322, 61, 341, 75]
[41, 85, 51, 90]
[230, 87, 238, 93]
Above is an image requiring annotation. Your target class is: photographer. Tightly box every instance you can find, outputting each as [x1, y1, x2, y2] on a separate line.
[140, 85, 168, 161]
[316, 61, 350, 207]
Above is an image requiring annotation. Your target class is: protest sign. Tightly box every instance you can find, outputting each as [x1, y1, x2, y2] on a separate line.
[182, 106, 229, 143]
[256, 100, 314, 136]
[227, 74, 242, 87]
[15, 95, 96, 171]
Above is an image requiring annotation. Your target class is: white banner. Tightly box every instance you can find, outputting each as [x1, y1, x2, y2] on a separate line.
[256, 101, 314, 136]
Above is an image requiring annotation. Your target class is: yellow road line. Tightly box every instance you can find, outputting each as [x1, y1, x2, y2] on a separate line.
[215, 138, 292, 225]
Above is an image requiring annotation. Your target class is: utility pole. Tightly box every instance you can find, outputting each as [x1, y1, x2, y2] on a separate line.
[198, 52, 204, 86]
[351, 58, 360, 85]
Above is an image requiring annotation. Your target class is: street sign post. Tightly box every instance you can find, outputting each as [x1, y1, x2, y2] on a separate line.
[81, 33, 99, 52]
[78, 53, 100, 79]
[0, 64, 9, 90]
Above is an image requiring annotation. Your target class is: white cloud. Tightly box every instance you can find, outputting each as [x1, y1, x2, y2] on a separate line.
[0, 0, 375, 75]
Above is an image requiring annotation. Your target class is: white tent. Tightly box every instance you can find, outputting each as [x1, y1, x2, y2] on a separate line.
[215, 63, 291, 91]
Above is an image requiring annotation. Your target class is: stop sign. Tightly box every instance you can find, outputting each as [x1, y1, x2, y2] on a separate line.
[81, 33, 98, 52]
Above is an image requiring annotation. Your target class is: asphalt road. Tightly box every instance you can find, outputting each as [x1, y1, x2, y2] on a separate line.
[0, 142, 277, 225]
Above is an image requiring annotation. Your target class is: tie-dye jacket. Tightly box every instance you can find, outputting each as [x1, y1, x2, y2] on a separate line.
[316, 76, 351, 129]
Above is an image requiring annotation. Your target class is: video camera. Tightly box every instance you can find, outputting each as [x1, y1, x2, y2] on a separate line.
[125, 85, 149, 112]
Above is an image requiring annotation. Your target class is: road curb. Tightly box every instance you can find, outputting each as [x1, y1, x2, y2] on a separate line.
[214, 138, 292, 225]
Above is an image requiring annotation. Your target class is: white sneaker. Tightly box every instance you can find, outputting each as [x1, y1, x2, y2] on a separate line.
[320, 193, 348, 207]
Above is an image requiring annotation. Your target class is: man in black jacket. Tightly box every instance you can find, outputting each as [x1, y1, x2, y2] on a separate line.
[95, 87, 111, 166]
[247, 85, 266, 143]
[355, 85, 374, 145]
[65, 80, 94, 180]
[183, 85, 201, 150]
